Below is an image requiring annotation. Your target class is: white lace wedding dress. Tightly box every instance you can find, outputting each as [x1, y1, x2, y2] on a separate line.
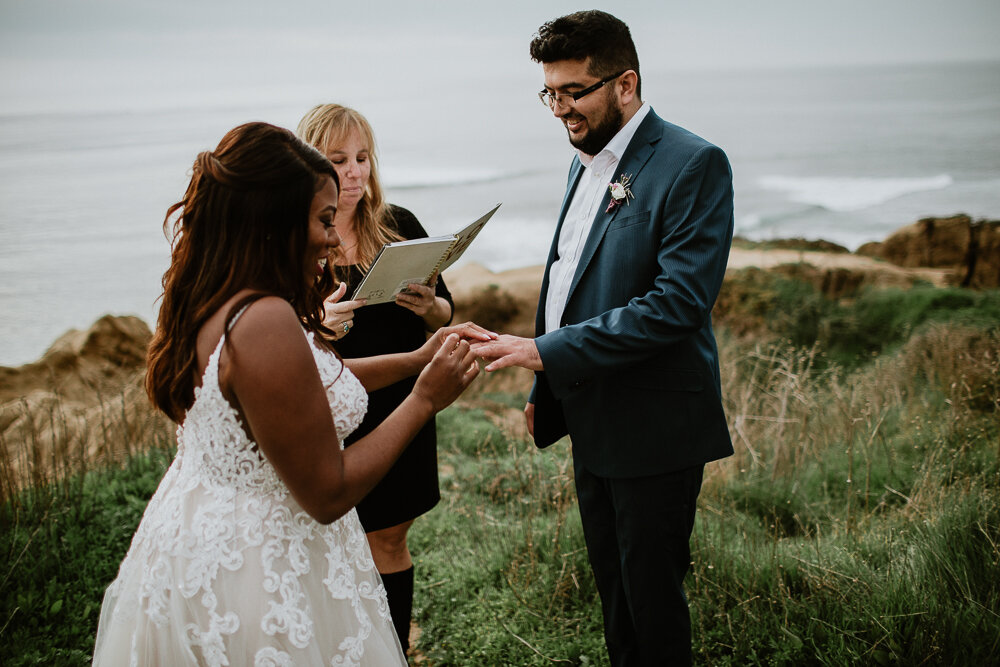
[93, 330, 407, 666]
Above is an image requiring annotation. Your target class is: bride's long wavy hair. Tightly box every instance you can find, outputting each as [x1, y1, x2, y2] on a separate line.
[146, 122, 340, 423]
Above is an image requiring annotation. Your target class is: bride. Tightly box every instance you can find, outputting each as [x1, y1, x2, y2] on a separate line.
[92, 122, 489, 666]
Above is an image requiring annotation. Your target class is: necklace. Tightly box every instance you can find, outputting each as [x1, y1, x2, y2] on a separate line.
[337, 218, 359, 253]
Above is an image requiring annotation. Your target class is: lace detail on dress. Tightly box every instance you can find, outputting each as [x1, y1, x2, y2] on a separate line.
[175, 329, 368, 499]
[93, 328, 404, 666]
[307, 331, 369, 447]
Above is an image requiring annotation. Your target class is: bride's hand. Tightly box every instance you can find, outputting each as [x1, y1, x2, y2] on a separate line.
[323, 283, 366, 340]
[412, 334, 480, 412]
[417, 321, 497, 365]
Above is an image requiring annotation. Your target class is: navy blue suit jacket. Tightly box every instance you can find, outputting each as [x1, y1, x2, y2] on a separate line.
[530, 108, 735, 478]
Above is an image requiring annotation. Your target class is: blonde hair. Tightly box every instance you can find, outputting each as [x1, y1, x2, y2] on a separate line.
[296, 104, 403, 279]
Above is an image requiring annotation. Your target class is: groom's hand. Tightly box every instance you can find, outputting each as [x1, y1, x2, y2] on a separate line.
[470, 334, 543, 372]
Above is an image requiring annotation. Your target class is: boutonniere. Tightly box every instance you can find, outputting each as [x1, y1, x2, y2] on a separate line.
[606, 173, 635, 213]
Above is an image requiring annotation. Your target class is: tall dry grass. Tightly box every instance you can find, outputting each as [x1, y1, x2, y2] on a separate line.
[690, 325, 1000, 664]
[1, 286, 997, 664]
[0, 372, 172, 508]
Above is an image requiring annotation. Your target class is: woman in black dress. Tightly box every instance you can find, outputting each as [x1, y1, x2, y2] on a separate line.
[297, 104, 454, 655]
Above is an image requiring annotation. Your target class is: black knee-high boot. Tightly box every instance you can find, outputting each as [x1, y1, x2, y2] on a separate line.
[381, 566, 414, 654]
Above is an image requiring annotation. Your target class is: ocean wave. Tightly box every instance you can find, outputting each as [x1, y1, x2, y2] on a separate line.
[758, 174, 953, 212]
[444, 215, 554, 272]
[737, 204, 827, 232]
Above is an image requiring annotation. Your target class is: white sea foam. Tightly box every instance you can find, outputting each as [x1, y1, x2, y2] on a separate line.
[758, 174, 954, 212]
[736, 214, 763, 233]
[442, 216, 554, 273]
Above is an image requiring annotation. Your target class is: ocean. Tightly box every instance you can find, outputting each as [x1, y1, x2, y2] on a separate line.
[1, 60, 998, 366]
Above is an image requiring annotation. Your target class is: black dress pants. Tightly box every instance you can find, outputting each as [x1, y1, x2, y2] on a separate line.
[574, 461, 705, 667]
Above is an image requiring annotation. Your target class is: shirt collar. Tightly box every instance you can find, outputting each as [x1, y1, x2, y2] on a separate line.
[578, 101, 651, 169]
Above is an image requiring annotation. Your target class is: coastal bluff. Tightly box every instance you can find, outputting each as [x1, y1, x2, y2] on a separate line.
[448, 214, 996, 331]
[1, 215, 996, 495]
[857, 214, 1000, 289]
[0, 316, 169, 496]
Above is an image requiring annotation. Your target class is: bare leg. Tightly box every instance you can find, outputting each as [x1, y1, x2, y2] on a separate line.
[367, 520, 415, 573]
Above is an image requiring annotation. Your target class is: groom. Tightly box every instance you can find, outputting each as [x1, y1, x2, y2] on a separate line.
[472, 10, 734, 666]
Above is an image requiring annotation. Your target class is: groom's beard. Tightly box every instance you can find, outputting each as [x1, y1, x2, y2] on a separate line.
[566, 100, 624, 157]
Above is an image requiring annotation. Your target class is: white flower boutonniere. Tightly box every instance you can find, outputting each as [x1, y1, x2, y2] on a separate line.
[606, 173, 635, 213]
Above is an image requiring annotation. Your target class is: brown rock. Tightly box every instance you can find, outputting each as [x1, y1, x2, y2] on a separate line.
[733, 237, 850, 254]
[870, 215, 1000, 288]
[0, 314, 152, 403]
[968, 220, 1000, 289]
[855, 241, 883, 258]
[879, 215, 973, 268]
[446, 264, 542, 338]
[0, 315, 170, 500]
[456, 284, 523, 333]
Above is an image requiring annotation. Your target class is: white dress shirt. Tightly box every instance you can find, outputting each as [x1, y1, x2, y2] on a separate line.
[545, 102, 651, 334]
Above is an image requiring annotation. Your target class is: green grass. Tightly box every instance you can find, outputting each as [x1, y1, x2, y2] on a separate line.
[0, 443, 174, 666]
[827, 287, 1000, 364]
[716, 270, 1000, 368]
[412, 406, 606, 665]
[693, 432, 1000, 665]
[406, 322, 1000, 665]
[2, 285, 999, 665]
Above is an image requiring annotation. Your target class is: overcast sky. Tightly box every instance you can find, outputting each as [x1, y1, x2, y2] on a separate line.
[2, 0, 999, 113]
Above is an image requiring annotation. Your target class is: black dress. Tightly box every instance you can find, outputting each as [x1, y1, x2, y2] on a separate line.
[333, 206, 453, 532]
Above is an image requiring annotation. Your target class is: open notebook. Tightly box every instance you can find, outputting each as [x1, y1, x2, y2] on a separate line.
[351, 203, 501, 305]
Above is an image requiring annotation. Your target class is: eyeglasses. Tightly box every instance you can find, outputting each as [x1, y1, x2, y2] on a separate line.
[538, 71, 626, 109]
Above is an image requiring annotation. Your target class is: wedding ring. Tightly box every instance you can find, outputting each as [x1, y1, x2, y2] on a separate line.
[342, 322, 351, 335]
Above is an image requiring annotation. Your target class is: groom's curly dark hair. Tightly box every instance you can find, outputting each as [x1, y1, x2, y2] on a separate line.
[529, 10, 641, 99]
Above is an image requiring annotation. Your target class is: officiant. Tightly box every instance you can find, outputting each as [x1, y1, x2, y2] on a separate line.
[297, 104, 454, 656]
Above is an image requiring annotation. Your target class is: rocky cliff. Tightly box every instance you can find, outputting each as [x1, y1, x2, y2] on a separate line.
[3, 215, 997, 499]
[857, 215, 1000, 288]
[0, 316, 170, 499]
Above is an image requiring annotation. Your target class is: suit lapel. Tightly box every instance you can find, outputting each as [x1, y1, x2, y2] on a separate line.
[563, 112, 663, 310]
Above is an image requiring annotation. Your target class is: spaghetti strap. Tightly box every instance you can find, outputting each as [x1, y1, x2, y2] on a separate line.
[199, 303, 256, 392]
[214, 302, 254, 353]
[226, 303, 253, 334]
